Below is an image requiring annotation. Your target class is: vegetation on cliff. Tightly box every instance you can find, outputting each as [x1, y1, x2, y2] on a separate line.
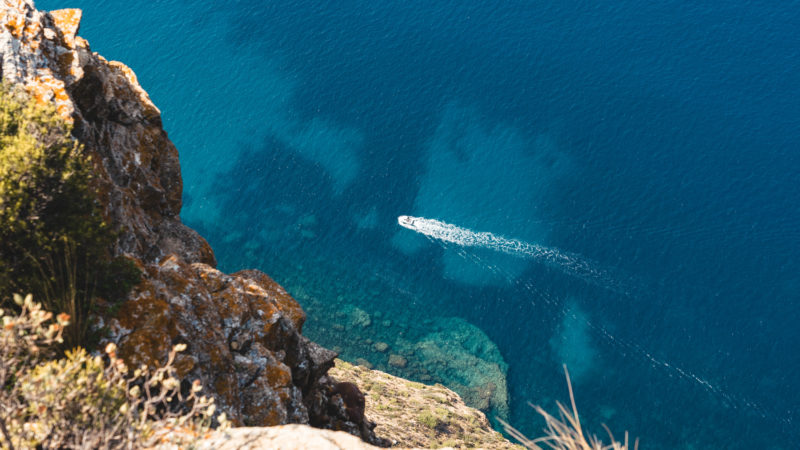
[0, 83, 139, 350]
[0, 294, 222, 449]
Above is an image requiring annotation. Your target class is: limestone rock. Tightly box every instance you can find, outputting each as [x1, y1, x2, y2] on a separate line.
[177, 425, 381, 450]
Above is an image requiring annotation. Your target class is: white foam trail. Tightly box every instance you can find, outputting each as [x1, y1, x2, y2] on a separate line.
[398, 215, 626, 294]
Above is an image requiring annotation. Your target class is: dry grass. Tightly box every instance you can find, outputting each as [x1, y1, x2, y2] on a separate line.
[26, 239, 89, 351]
[499, 366, 638, 450]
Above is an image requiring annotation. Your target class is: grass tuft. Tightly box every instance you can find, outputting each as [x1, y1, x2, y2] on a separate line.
[499, 365, 638, 450]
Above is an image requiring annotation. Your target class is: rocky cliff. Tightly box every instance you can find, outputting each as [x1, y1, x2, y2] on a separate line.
[0, 1, 386, 445]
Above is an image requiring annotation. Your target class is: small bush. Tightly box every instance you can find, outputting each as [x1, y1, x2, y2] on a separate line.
[1, 295, 225, 450]
[0, 83, 140, 350]
[418, 410, 439, 429]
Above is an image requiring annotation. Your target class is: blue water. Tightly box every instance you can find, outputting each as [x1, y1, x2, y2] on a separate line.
[41, 0, 800, 447]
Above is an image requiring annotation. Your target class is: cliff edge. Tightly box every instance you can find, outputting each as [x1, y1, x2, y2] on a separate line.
[0, 1, 386, 445]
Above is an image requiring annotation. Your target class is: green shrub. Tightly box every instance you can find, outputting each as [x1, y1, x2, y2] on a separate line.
[0, 83, 140, 350]
[1, 295, 225, 449]
[418, 410, 439, 429]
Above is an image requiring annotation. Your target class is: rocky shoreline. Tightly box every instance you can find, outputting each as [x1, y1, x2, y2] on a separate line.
[0, 1, 514, 447]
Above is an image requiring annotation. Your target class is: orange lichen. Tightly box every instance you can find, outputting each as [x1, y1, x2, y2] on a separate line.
[234, 270, 306, 331]
[264, 361, 292, 388]
[3, 10, 26, 38]
[116, 292, 169, 332]
[242, 389, 284, 427]
[173, 353, 197, 378]
[210, 285, 252, 322]
[157, 257, 191, 292]
[107, 60, 139, 88]
[118, 328, 170, 371]
[73, 35, 88, 49]
[48, 9, 81, 47]
[204, 336, 229, 368]
[26, 74, 74, 121]
[107, 60, 161, 117]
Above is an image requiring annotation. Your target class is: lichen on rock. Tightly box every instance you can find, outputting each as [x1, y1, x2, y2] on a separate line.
[110, 256, 321, 427]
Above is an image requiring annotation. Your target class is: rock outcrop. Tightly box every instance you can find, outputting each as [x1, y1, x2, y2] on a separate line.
[0, 1, 386, 445]
[330, 360, 516, 449]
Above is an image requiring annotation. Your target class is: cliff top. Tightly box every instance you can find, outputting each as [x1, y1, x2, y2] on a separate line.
[330, 360, 518, 449]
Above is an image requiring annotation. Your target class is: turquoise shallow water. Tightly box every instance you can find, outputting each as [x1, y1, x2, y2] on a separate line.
[40, 0, 800, 447]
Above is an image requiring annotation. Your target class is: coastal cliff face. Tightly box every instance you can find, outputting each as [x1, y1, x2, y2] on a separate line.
[0, 1, 210, 264]
[0, 1, 385, 444]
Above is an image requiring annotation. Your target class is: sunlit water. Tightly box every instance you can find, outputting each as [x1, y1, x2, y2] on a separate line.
[40, 0, 800, 447]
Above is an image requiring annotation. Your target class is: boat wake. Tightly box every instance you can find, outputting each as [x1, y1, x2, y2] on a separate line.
[398, 215, 629, 295]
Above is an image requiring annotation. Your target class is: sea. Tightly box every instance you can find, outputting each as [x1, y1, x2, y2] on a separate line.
[39, 0, 800, 448]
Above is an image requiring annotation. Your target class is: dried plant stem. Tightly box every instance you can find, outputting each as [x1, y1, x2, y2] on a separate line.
[0, 416, 15, 450]
[499, 365, 638, 450]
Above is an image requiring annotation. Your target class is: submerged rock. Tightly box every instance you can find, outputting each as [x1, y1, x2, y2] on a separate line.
[410, 318, 510, 421]
[345, 304, 372, 328]
[388, 354, 408, 368]
[356, 358, 374, 369]
[373, 341, 389, 352]
[294, 266, 511, 423]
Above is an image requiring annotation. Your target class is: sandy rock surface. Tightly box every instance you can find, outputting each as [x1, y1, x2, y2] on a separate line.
[190, 425, 382, 450]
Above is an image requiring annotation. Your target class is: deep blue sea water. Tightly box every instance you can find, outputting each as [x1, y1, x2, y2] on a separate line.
[40, 0, 800, 447]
